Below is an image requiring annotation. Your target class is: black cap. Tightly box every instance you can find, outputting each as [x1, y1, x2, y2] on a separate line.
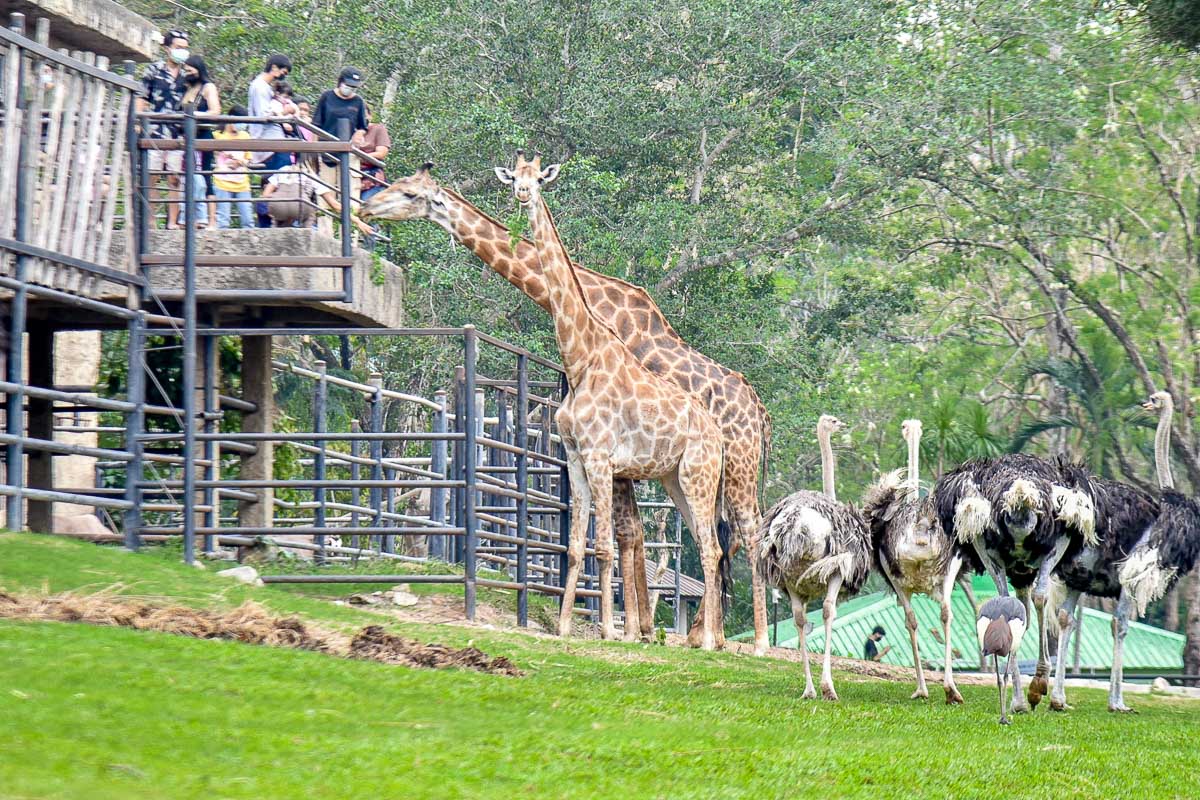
[872, 625, 886, 637]
[338, 67, 364, 87]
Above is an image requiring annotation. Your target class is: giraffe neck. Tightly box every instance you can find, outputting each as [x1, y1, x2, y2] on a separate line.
[819, 427, 837, 501]
[1155, 397, 1175, 490]
[526, 196, 603, 387]
[906, 429, 920, 501]
[435, 188, 551, 311]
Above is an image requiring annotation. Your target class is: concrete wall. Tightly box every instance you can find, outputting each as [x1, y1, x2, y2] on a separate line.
[1, 0, 159, 61]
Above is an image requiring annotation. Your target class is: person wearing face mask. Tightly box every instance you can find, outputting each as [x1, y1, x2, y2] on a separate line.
[247, 54, 293, 227]
[181, 55, 221, 227]
[311, 67, 368, 236]
[139, 29, 189, 229]
[212, 105, 255, 229]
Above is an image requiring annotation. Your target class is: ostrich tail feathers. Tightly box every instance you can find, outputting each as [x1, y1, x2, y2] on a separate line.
[1047, 576, 1068, 618]
[1119, 547, 1175, 618]
[800, 551, 855, 585]
[954, 496, 992, 544]
[1002, 479, 1041, 515]
[1052, 485, 1097, 546]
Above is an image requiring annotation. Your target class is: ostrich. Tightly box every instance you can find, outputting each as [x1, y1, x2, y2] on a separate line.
[756, 414, 872, 701]
[1047, 456, 1158, 712]
[978, 595, 1028, 725]
[863, 419, 967, 704]
[934, 454, 1095, 713]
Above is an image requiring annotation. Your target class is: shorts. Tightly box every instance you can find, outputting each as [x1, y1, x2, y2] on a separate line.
[317, 155, 360, 206]
[146, 147, 183, 175]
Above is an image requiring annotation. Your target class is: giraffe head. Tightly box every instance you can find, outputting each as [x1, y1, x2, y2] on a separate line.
[494, 149, 560, 208]
[359, 161, 448, 222]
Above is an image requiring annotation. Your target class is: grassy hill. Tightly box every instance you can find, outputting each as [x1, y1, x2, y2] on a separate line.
[2, 533, 1198, 800]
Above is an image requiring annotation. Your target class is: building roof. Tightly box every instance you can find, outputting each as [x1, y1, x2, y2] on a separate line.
[642, 559, 705, 599]
[734, 576, 1184, 671]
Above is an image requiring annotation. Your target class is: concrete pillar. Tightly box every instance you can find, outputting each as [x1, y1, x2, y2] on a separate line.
[239, 335, 273, 528]
[53, 331, 104, 526]
[26, 325, 53, 531]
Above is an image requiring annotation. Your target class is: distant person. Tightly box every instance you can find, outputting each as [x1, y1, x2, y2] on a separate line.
[138, 29, 189, 229]
[247, 54, 293, 226]
[262, 155, 318, 229]
[212, 106, 255, 229]
[180, 54, 220, 227]
[312, 67, 368, 235]
[864, 626, 891, 661]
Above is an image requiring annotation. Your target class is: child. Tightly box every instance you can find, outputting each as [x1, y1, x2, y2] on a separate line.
[212, 104, 255, 228]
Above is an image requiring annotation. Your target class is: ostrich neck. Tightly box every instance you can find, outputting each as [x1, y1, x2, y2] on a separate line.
[437, 189, 551, 311]
[1155, 401, 1175, 490]
[819, 428, 837, 501]
[906, 431, 920, 501]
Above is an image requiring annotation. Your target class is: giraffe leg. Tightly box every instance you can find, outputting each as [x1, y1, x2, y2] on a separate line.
[557, 449, 592, 638]
[664, 458, 723, 651]
[585, 458, 618, 641]
[941, 556, 964, 705]
[790, 591, 816, 699]
[820, 576, 844, 701]
[613, 480, 646, 642]
[730, 494, 768, 657]
[1050, 589, 1081, 711]
[663, 474, 713, 649]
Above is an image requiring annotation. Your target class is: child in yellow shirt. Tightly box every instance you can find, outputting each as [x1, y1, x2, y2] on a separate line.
[213, 105, 255, 228]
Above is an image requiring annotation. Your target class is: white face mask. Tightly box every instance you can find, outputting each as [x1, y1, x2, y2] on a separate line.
[169, 47, 189, 64]
[337, 83, 356, 98]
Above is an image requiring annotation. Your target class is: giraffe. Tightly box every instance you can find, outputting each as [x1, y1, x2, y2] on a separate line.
[492, 150, 729, 648]
[361, 164, 772, 651]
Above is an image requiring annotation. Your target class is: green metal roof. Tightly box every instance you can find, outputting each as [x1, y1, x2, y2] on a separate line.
[734, 576, 1185, 671]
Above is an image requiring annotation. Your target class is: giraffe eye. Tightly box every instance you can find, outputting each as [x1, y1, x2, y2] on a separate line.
[403, 192, 417, 200]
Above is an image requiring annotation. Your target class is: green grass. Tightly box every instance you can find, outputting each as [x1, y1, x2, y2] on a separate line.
[2, 532, 1199, 799]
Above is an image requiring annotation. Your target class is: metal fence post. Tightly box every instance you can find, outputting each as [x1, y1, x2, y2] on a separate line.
[515, 353, 529, 626]
[451, 366, 464, 565]
[313, 361, 327, 556]
[123, 315, 146, 550]
[674, 510, 685, 634]
[369, 372, 385, 552]
[462, 326, 478, 620]
[181, 110, 198, 564]
[336, 117, 354, 304]
[349, 419, 361, 551]
[429, 390, 448, 561]
[557, 372, 570, 599]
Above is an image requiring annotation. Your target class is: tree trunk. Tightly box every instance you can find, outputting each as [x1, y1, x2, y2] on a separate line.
[1185, 568, 1200, 687]
[1165, 581, 1182, 632]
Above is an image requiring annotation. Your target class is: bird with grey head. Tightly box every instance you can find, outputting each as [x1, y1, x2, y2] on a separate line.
[977, 595, 1027, 725]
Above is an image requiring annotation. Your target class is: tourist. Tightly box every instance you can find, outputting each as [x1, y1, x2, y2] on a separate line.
[181, 54, 220, 227]
[247, 54, 293, 226]
[294, 96, 315, 142]
[311, 67, 368, 235]
[863, 626, 891, 662]
[212, 105, 255, 229]
[262, 155, 318, 229]
[138, 29, 188, 229]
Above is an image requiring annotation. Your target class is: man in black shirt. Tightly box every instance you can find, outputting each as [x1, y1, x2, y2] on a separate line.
[864, 625, 891, 661]
[312, 67, 369, 235]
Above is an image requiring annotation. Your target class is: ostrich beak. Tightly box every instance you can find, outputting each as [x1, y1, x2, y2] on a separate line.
[1141, 400, 1155, 411]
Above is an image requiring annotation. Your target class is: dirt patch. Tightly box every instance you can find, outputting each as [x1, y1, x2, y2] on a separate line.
[350, 625, 522, 676]
[0, 591, 522, 677]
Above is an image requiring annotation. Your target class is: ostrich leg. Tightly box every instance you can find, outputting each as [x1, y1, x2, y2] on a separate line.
[820, 575, 845, 701]
[883, 561, 927, 699]
[974, 541, 1010, 597]
[1109, 591, 1136, 713]
[557, 450, 593, 637]
[790, 592, 816, 699]
[1009, 586, 1033, 714]
[1029, 537, 1071, 708]
[1050, 589, 1081, 711]
[942, 556, 965, 704]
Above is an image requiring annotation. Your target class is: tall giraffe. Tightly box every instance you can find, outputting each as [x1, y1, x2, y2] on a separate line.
[493, 150, 729, 648]
[362, 164, 772, 651]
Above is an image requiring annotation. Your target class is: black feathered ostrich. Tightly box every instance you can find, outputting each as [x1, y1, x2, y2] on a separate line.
[934, 454, 1095, 714]
[756, 414, 872, 701]
[978, 595, 1028, 725]
[863, 419, 968, 703]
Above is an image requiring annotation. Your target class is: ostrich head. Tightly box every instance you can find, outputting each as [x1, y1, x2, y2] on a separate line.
[359, 161, 446, 222]
[1000, 478, 1041, 537]
[1142, 390, 1173, 414]
[817, 414, 845, 438]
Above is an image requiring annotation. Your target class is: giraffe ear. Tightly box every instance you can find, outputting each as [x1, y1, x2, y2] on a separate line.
[493, 167, 515, 186]
[539, 164, 561, 186]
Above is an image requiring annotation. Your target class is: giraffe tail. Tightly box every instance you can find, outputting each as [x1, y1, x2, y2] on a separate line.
[718, 518, 734, 613]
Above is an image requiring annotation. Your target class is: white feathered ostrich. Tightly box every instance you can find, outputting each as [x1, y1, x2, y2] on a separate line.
[863, 419, 967, 704]
[934, 454, 1095, 713]
[756, 414, 872, 701]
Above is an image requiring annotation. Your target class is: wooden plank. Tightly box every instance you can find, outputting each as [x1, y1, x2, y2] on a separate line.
[82, 55, 116, 273]
[33, 53, 70, 252]
[68, 52, 107, 262]
[39, 52, 82, 277]
[139, 254, 355, 268]
[91, 90, 130, 276]
[0, 32, 23, 244]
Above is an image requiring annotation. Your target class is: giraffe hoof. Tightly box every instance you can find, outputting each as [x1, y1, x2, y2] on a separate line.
[1049, 699, 1071, 712]
[911, 689, 929, 701]
[944, 686, 964, 705]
